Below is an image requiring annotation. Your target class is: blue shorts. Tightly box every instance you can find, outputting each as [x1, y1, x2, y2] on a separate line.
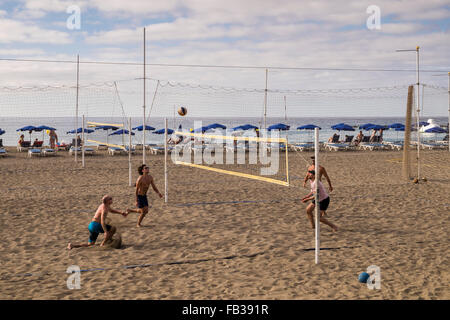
[88, 221, 111, 243]
[137, 195, 149, 208]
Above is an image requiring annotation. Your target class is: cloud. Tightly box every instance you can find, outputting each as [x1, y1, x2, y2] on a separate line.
[0, 18, 72, 44]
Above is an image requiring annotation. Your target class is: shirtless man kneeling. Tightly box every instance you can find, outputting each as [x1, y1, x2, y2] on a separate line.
[67, 195, 127, 249]
[127, 164, 163, 227]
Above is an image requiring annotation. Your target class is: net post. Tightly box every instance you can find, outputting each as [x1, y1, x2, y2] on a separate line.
[129, 117, 132, 187]
[285, 136, 289, 185]
[314, 127, 320, 264]
[403, 85, 414, 180]
[82, 114, 85, 168]
[164, 118, 168, 203]
[448, 72, 449, 153]
[75, 54, 79, 163]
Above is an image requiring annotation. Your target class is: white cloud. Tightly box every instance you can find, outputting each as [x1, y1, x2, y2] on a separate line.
[0, 18, 72, 44]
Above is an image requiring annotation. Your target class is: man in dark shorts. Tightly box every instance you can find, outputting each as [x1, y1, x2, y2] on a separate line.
[301, 170, 338, 232]
[127, 164, 163, 227]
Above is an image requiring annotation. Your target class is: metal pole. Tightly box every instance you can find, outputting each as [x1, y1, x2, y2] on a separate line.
[448, 72, 450, 152]
[264, 68, 268, 131]
[284, 95, 287, 121]
[129, 117, 132, 187]
[75, 54, 79, 163]
[416, 46, 420, 180]
[143, 27, 146, 165]
[314, 127, 320, 264]
[82, 114, 85, 168]
[164, 118, 168, 203]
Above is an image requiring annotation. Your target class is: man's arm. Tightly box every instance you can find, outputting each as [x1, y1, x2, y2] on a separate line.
[109, 208, 127, 216]
[100, 209, 109, 246]
[150, 177, 163, 198]
[321, 167, 333, 192]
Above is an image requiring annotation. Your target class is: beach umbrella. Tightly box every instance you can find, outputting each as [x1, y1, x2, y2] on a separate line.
[109, 129, 135, 136]
[0, 129, 5, 135]
[153, 128, 174, 134]
[192, 126, 211, 133]
[331, 123, 354, 131]
[297, 124, 321, 143]
[418, 121, 429, 127]
[132, 125, 155, 131]
[93, 125, 119, 144]
[297, 124, 321, 130]
[365, 124, 386, 131]
[389, 123, 404, 129]
[232, 124, 258, 131]
[16, 125, 38, 142]
[267, 123, 290, 131]
[35, 125, 57, 142]
[66, 128, 94, 134]
[206, 123, 227, 130]
[359, 123, 376, 130]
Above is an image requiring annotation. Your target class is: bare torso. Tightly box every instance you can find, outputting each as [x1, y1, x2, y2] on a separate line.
[92, 203, 109, 223]
[137, 174, 153, 195]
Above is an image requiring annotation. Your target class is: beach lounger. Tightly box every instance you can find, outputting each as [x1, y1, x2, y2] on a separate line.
[69, 146, 81, 155]
[97, 144, 108, 150]
[17, 141, 31, 152]
[359, 143, 388, 151]
[0, 148, 7, 157]
[28, 148, 42, 157]
[291, 143, 314, 152]
[149, 146, 173, 155]
[420, 142, 446, 150]
[325, 143, 348, 151]
[385, 142, 403, 150]
[108, 147, 126, 156]
[42, 148, 57, 156]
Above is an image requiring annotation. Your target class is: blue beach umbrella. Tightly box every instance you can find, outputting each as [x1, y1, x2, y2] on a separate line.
[67, 128, 95, 134]
[359, 123, 376, 130]
[267, 123, 290, 131]
[153, 128, 174, 134]
[206, 123, 227, 130]
[0, 129, 5, 135]
[16, 125, 38, 141]
[389, 123, 404, 129]
[297, 124, 321, 130]
[331, 123, 355, 131]
[365, 124, 387, 131]
[232, 124, 258, 131]
[192, 126, 211, 133]
[132, 125, 155, 131]
[109, 129, 135, 136]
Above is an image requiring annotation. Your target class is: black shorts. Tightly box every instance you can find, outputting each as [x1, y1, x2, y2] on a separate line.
[312, 196, 330, 211]
[137, 195, 149, 208]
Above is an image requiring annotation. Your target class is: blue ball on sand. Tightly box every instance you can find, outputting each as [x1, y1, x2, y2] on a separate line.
[358, 272, 370, 283]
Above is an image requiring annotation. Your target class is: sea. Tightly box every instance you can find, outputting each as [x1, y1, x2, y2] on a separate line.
[0, 116, 448, 147]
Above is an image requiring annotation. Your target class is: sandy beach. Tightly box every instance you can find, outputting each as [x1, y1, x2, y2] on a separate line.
[0, 147, 448, 300]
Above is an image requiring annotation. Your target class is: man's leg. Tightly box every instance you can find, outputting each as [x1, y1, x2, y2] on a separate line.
[137, 206, 148, 227]
[306, 203, 315, 228]
[319, 211, 338, 231]
[67, 242, 95, 250]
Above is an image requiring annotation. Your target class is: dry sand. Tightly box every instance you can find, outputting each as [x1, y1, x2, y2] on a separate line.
[0, 147, 449, 299]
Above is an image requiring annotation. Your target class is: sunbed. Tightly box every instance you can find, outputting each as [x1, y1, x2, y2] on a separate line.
[28, 148, 42, 157]
[324, 143, 349, 151]
[291, 143, 314, 152]
[42, 148, 57, 156]
[420, 142, 447, 150]
[0, 148, 7, 157]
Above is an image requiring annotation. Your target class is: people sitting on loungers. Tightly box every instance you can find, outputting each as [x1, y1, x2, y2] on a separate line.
[355, 131, 364, 146]
[369, 130, 377, 143]
[328, 133, 339, 143]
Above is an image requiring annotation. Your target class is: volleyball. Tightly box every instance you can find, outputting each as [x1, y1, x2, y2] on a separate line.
[358, 272, 370, 283]
[178, 106, 187, 116]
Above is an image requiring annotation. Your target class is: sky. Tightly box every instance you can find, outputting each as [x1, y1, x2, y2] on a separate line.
[0, 0, 449, 117]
